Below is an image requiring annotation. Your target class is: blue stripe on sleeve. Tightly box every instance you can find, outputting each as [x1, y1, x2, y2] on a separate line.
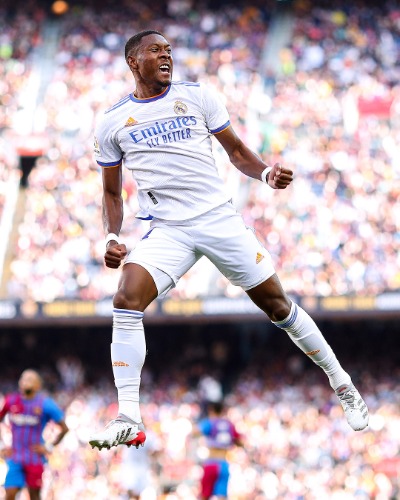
[173, 81, 200, 87]
[105, 95, 131, 114]
[135, 214, 154, 220]
[210, 121, 230, 134]
[96, 159, 122, 167]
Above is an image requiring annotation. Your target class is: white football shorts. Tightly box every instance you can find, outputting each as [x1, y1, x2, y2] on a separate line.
[125, 201, 276, 296]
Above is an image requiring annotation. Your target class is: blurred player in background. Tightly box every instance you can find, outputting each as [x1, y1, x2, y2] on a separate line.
[194, 401, 242, 500]
[0, 369, 68, 500]
[119, 427, 161, 499]
[89, 30, 368, 450]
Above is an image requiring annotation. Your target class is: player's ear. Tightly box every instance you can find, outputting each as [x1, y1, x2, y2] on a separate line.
[127, 55, 138, 71]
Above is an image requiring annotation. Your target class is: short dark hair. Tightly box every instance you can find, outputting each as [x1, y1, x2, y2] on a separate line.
[208, 401, 223, 415]
[125, 30, 164, 62]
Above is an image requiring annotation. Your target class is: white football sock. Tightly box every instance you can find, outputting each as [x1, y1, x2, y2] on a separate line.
[273, 302, 351, 390]
[111, 308, 146, 422]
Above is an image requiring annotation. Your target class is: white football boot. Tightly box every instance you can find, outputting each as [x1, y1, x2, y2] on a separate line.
[89, 414, 146, 450]
[335, 383, 369, 431]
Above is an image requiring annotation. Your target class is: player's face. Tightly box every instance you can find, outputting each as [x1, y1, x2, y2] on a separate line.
[130, 34, 173, 89]
[19, 370, 41, 397]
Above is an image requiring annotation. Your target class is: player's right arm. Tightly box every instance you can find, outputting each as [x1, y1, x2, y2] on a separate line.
[102, 165, 127, 269]
[0, 396, 9, 422]
[0, 396, 12, 458]
[94, 111, 127, 269]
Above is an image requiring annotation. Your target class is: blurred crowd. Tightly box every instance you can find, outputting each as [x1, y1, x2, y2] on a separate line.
[0, 353, 399, 499]
[1, 0, 399, 302]
[241, 0, 400, 298]
[3, 0, 272, 302]
[0, 1, 40, 220]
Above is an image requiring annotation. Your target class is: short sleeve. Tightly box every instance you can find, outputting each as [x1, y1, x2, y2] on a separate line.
[198, 418, 212, 436]
[94, 112, 123, 167]
[43, 398, 64, 423]
[200, 83, 230, 135]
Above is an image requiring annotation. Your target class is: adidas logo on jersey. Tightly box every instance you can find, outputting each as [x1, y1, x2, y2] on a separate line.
[256, 252, 264, 264]
[125, 117, 138, 127]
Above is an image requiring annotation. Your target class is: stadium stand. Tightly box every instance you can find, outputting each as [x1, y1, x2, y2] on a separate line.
[241, 0, 400, 298]
[0, 0, 398, 306]
[0, 2, 399, 496]
[0, 320, 399, 499]
[1, 0, 275, 303]
[0, 2, 43, 288]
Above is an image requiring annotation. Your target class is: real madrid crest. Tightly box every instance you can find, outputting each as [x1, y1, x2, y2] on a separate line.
[94, 136, 101, 156]
[174, 100, 187, 115]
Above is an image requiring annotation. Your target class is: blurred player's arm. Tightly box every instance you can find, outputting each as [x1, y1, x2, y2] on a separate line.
[102, 165, 127, 268]
[215, 125, 293, 190]
[191, 423, 204, 438]
[52, 419, 69, 446]
[31, 419, 69, 456]
[0, 398, 8, 423]
[232, 426, 244, 448]
[0, 397, 12, 458]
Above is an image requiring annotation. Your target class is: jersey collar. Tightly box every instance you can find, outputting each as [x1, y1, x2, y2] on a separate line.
[130, 85, 171, 103]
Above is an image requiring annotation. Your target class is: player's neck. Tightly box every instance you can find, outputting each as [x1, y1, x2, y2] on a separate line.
[133, 84, 169, 100]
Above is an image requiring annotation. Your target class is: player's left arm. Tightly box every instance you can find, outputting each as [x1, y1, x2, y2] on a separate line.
[31, 419, 68, 456]
[45, 397, 69, 450]
[51, 419, 69, 448]
[214, 125, 293, 190]
[31, 398, 69, 455]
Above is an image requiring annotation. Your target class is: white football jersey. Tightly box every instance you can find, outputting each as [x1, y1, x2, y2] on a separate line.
[94, 81, 232, 220]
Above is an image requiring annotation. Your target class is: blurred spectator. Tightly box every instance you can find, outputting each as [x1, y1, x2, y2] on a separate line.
[2, 0, 400, 302]
[4, 0, 272, 303]
[119, 428, 162, 499]
[0, 354, 398, 499]
[56, 357, 84, 391]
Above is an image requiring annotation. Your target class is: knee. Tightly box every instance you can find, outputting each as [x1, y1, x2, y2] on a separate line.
[266, 297, 292, 322]
[113, 289, 143, 312]
[272, 299, 292, 322]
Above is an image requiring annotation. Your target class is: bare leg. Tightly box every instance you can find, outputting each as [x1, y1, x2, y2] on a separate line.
[246, 273, 291, 321]
[5, 488, 20, 500]
[28, 488, 41, 500]
[246, 273, 369, 431]
[247, 273, 351, 389]
[113, 263, 158, 312]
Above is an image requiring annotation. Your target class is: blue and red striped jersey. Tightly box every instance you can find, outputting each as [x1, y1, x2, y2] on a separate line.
[0, 392, 64, 465]
[198, 417, 240, 450]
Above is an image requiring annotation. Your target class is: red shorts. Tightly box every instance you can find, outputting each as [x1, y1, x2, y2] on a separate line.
[201, 460, 229, 498]
[201, 463, 219, 498]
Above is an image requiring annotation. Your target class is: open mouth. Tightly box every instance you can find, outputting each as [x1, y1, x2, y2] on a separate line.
[159, 64, 170, 74]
